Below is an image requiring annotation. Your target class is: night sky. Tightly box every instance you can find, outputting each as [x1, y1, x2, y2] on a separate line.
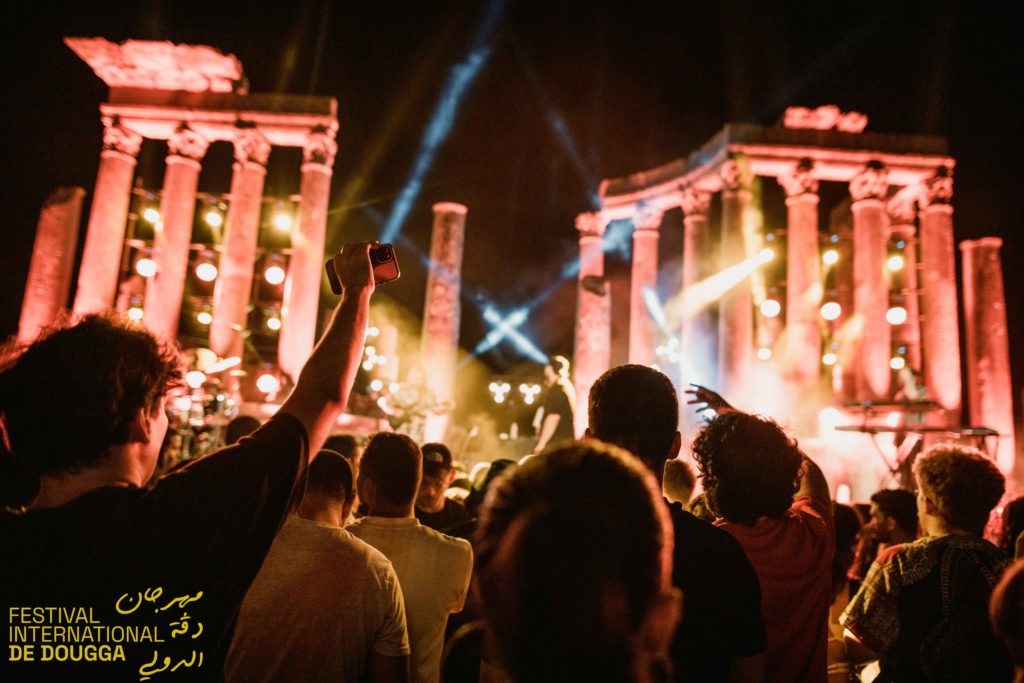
[1, 1, 1021, 423]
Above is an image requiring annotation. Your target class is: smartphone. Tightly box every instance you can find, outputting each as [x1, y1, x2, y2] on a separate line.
[326, 243, 401, 294]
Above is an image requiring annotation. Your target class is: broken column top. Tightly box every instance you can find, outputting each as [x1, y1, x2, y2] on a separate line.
[65, 37, 246, 94]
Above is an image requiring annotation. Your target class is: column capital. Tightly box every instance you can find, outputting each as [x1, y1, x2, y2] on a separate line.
[959, 237, 1003, 252]
[233, 127, 271, 166]
[303, 126, 338, 167]
[849, 161, 889, 203]
[102, 119, 142, 158]
[168, 124, 210, 161]
[887, 193, 917, 225]
[633, 205, 663, 231]
[921, 166, 954, 207]
[719, 156, 753, 195]
[679, 186, 712, 218]
[779, 159, 819, 199]
[575, 211, 608, 238]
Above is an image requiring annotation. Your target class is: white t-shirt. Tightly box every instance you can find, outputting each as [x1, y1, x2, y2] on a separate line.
[349, 516, 473, 683]
[226, 516, 409, 683]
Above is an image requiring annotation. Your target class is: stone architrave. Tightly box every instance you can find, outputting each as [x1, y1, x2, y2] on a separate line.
[919, 168, 961, 414]
[420, 202, 468, 443]
[779, 159, 822, 388]
[718, 156, 754, 398]
[960, 238, 1015, 476]
[679, 187, 715, 386]
[144, 125, 209, 339]
[960, 239, 1015, 475]
[19, 187, 86, 342]
[210, 127, 271, 360]
[628, 205, 663, 366]
[73, 120, 142, 315]
[849, 162, 891, 400]
[278, 127, 337, 383]
[573, 211, 610, 437]
[888, 198, 922, 371]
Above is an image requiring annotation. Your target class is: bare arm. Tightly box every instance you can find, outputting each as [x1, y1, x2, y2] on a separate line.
[534, 413, 561, 453]
[366, 651, 410, 683]
[796, 454, 830, 504]
[278, 243, 374, 459]
[684, 384, 735, 413]
[729, 653, 766, 683]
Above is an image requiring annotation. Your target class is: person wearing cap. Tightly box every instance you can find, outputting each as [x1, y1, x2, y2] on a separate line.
[415, 443, 471, 533]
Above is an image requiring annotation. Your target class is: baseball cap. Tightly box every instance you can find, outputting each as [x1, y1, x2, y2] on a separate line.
[422, 442, 453, 476]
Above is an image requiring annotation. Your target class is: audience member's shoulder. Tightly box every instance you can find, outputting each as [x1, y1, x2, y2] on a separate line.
[418, 522, 472, 555]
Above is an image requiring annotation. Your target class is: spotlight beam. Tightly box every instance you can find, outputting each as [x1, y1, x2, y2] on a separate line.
[663, 251, 773, 328]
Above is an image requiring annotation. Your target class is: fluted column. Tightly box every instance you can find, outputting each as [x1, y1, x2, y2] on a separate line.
[210, 128, 271, 359]
[919, 168, 961, 414]
[718, 157, 754, 398]
[421, 202, 468, 443]
[144, 125, 209, 339]
[19, 187, 85, 342]
[849, 162, 891, 400]
[888, 199, 922, 371]
[278, 127, 337, 382]
[628, 206, 663, 366]
[73, 120, 142, 315]
[679, 187, 715, 387]
[780, 159, 822, 388]
[573, 211, 610, 437]
[960, 238, 1015, 475]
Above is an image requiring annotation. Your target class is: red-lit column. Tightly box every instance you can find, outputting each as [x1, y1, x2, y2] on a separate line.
[718, 157, 754, 398]
[210, 128, 271, 360]
[421, 202, 468, 443]
[680, 187, 714, 387]
[73, 120, 142, 315]
[278, 127, 337, 383]
[573, 211, 610, 437]
[19, 187, 85, 342]
[960, 238, 1015, 475]
[888, 200, 922, 372]
[780, 159, 821, 388]
[919, 167, 961, 415]
[144, 125, 209, 340]
[629, 206, 663, 366]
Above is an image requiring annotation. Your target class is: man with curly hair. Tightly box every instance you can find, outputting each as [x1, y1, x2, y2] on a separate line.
[689, 394, 833, 683]
[841, 444, 1013, 681]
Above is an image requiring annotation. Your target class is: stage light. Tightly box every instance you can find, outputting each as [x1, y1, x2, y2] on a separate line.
[758, 247, 775, 263]
[367, 326, 380, 338]
[127, 306, 144, 321]
[256, 373, 280, 394]
[196, 311, 212, 325]
[756, 347, 772, 361]
[887, 255, 905, 271]
[264, 265, 286, 285]
[369, 379, 384, 392]
[389, 383, 400, 393]
[362, 361, 374, 371]
[760, 299, 781, 318]
[205, 210, 223, 228]
[185, 370, 206, 389]
[830, 234, 840, 244]
[890, 356, 907, 370]
[822, 352, 838, 366]
[885, 412, 901, 428]
[195, 262, 218, 282]
[273, 213, 293, 231]
[836, 484, 852, 505]
[822, 249, 839, 266]
[143, 208, 161, 223]
[818, 407, 841, 431]
[172, 395, 193, 412]
[266, 316, 282, 331]
[886, 306, 908, 325]
[135, 258, 157, 278]
[820, 302, 842, 321]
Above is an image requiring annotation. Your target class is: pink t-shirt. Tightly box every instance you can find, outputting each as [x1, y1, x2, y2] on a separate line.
[716, 496, 835, 683]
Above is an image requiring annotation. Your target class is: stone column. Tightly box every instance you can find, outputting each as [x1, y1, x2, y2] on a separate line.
[849, 162, 891, 400]
[679, 187, 715, 387]
[628, 205, 663, 366]
[210, 128, 271, 360]
[919, 168, 962, 414]
[19, 187, 86, 342]
[420, 202, 468, 442]
[718, 157, 754, 398]
[143, 125, 209, 339]
[573, 211, 610, 437]
[779, 159, 821, 388]
[888, 199, 922, 371]
[73, 120, 142, 315]
[960, 239, 1015, 476]
[278, 127, 337, 383]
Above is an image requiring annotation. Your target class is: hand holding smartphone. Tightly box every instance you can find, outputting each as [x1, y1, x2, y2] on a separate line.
[326, 243, 400, 294]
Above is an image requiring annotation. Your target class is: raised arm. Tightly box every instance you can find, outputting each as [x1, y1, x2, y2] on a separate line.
[684, 384, 735, 414]
[278, 243, 375, 458]
[796, 453, 830, 504]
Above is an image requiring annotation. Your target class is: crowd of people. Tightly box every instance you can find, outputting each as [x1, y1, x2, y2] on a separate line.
[1, 242, 1022, 682]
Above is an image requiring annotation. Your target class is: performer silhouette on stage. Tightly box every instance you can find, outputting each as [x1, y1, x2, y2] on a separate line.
[533, 355, 576, 453]
[379, 365, 452, 444]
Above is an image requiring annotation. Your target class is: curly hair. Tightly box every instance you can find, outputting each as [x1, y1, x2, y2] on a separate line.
[690, 410, 804, 525]
[475, 441, 672, 683]
[914, 444, 1004, 535]
[0, 314, 181, 477]
[998, 496, 1024, 557]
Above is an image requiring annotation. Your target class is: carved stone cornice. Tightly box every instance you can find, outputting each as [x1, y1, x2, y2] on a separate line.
[849, 162, 889, 203]
[633, 205, 663, 231]
[719, 157, 753, 195]
[679, 186, 712, 218]
[233, 127, 271, 166]
[303, 126, 337, 167]
[922, 167, 954, 207]
[102, 120, 143, 157]
[779, 159, 819, 198]
[167, 125, 210, 161]
[575, 211, 608, 238]
[887, 194, 917, 225]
